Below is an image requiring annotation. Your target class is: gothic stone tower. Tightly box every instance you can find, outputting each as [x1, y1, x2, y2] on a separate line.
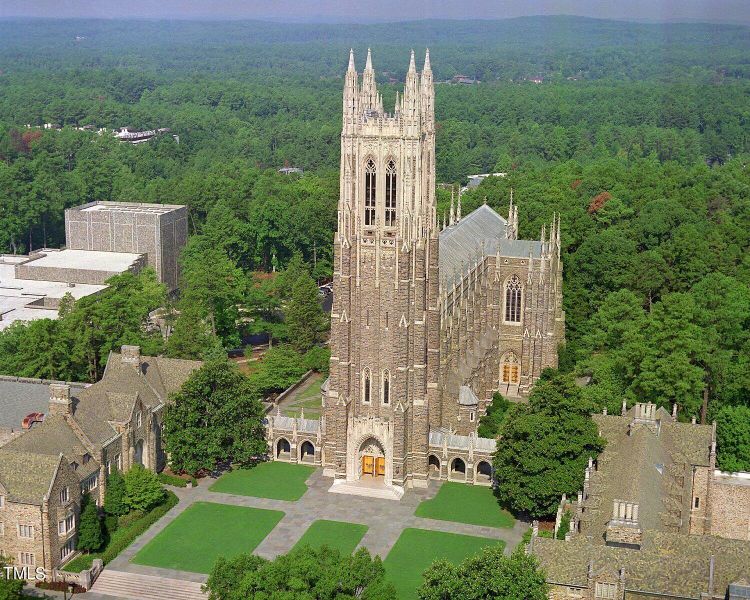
[323, 49, 439, 493]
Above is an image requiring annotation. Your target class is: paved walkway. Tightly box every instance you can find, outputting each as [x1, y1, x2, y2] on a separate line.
[84, 469, 528, 599]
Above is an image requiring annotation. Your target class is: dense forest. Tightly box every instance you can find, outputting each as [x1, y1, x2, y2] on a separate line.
[0, 17, 749, 469]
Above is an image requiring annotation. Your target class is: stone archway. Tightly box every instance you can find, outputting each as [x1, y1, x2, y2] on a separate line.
[476, 460, 492, 484]
[134, 439, 144, 466]
[300, 441, 315, 463]
[428, 454, 441, 479]
[276, 438, 291, 460]
[358, 437, 386, 480]
[450, 457, 466, 481]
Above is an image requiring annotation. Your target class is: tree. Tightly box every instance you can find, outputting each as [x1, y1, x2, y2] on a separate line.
[418, 547, 547, 600]
[204, 546, 396, 600]
[76, 494, 104, 553]
[251, 345, 308, 397]
[286, 273, 326, 353]
[123, 465, 165, 513]
[103, 469, 128, 518]
[477, 392, 510, 438]
[164, 360, 267, 474]
[493, 370, 605, 518]
[0, 555, 24, 600]
[715, 405, 750, 472]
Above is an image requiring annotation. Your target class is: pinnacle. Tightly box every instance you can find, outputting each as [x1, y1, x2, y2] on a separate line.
[408, 48, 416, 73]
[424, 48, 431, 71]
[348, 48, 355, 71]
[365, 47, 373, 71]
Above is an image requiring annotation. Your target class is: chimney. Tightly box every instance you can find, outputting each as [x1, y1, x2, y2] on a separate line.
[49, 383, 72, 416]
[605, 499, 642, 549]
[121, 345, 141, 370]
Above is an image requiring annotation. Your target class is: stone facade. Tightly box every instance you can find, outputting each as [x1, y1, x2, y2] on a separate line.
[0, 346, 200, 579]
[65, 201, 188, 292]
[309, 49, 564, 494]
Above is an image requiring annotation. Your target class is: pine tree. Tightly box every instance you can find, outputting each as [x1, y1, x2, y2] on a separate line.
[285, 274, 326, 354]
[104, 469, 127, 517]
[76, 495, 103, 553]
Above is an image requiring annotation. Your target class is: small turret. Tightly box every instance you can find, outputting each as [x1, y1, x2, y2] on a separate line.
[343, 49, 358, 119]
[403, 49, 420, 117]
[361, 48, 378, 111]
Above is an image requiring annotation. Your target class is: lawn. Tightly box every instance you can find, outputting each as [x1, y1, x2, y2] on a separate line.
[414, 482, 515, 528]
[292, 520, 368, 554]
[132, 502, 284, 573]
[209, 461, 315, 501]
[383, 528, 502, 599]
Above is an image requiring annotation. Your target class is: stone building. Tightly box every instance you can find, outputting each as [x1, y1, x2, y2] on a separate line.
[65, 201, 188, 292]
[267, 49, 564, 498]
[531, 402, 750, 599]
[0, 346, 200, 578]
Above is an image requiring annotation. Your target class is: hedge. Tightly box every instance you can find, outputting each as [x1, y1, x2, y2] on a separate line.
[62, 491, 178, 572]
[157, 472, 188, 487]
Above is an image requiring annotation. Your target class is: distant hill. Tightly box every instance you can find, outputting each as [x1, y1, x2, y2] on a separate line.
[0, 16, 748, 81]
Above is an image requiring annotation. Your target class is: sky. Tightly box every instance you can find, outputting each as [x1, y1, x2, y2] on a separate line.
[1, 0, 749, 25]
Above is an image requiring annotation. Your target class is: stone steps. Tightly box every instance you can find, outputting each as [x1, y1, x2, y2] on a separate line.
[328, 479, 404, 500]
[90, 569, 206, 600]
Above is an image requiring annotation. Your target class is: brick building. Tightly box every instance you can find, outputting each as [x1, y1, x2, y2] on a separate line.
[0, 346, 200, 578]
[531, 402, 750, 599]
[267, 49, 564, 498]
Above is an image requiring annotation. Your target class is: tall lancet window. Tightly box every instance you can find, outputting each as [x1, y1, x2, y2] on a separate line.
[365, 160, 376, 226]
[362, 368, 372, 404]
[504, 275, 523, 323]
[385, 160, 397, 226]
[382, 370, 390, 405]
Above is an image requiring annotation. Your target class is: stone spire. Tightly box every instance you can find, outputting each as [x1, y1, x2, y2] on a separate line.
[361, 48, 378, 111]
[343, 49, 358, 119]
[506, 188, 515, 239]
[403, 49, 420, 117]
[421, 48, 434, 128]
[449, 188, 456, 225]
[456, 187, 462, 222]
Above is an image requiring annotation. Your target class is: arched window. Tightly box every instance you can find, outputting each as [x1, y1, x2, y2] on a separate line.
[501, 352, 520, 385]
[382, 370, 390, 405]
[362, 368, 371, 404]
[365, 160, 376, 226]
[504, 275, 522, 323]
[385, 160, 397, 226]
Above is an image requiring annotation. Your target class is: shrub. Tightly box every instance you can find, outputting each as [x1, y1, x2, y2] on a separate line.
[157, 472, 188, 487]
[123, 464, 166, 512]
[556, 510, 572, 540]
[302, 346, 330, 374]
[104, 469, 127, 517]
[117, 510, 145, 529]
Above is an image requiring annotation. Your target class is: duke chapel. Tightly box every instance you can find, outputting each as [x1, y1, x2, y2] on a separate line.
[269, 49, 565, 497]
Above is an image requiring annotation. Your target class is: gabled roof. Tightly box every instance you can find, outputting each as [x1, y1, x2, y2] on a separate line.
[0, 376, 87, 430]
[438, 204, 543, 285]
[3, 415, 99, 480]
[0, 451, 61, 505]
[458, 385, 479, 406]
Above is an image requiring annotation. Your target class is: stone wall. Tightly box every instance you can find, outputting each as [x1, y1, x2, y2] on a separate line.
[710, 474, 750, 541]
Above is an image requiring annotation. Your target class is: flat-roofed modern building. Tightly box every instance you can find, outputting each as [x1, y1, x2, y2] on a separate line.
[65, 201, 188, 292]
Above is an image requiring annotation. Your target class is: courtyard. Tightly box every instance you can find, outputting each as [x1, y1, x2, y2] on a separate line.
[93, 463, 527, 599]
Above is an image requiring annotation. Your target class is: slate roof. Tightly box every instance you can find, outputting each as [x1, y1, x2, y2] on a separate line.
[0, 451, 61, 505]
[533, 409, 748, 598]
[438, 204, 543, 284]
[3, 415, 99, 480]
[458, 385, 479, 406]
[0, 376, 87, 430]
[534, 531, 750, 598]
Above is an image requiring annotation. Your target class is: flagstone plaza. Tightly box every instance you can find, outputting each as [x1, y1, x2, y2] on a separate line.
[82, 463, 526, 600]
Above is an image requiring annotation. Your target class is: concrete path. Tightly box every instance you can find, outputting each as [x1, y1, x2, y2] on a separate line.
[84, 469, 528, 600]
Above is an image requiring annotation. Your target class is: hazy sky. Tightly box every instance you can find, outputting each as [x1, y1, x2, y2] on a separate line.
[1, 0, 749, 24]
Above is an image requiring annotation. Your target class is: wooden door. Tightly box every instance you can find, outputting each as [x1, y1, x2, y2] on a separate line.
[362, 455, 374, 475]
[375, 457, 385, 477]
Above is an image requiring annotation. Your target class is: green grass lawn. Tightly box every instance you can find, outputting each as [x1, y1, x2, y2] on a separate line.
[383, 528, 502, 599]
[132, 502, 284, 573]
[414, 482, 515, 528]
[209, 461, 315, 501]
[292, 520, 368, 554]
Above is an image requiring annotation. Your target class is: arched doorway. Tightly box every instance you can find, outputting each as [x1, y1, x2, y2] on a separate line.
[276, 438, 291, 460]
[134, 439, 144, 466]
[358, 437, 385, 480]
[500, 352, 520, 385]
[428, 455, 441, 479]
[476, 461, 492, 484]
[450, 457, 466, 481]
[300, 441, 315, 463]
